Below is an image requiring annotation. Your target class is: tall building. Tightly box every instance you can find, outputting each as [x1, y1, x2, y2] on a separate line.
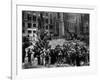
[22, 11, 65, 39]
[63, 13, 89, 41]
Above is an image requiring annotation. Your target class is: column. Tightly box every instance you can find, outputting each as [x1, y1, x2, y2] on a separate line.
[59, 13, 64, 37]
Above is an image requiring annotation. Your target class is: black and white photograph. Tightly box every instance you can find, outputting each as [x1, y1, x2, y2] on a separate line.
[22, 11, 90, 69]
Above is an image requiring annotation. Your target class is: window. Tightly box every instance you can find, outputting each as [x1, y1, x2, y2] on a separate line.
[33, 16, 36, 21]
[27, 14, 31, 21]
[33, 30, 36, 33]
[22, 22, 25, 28]
[28, 30, 31, 34]
[33, 24, 36, 27]
[28, 23, 31, 28]
[50, 25, 53, 29]
[46, 26, 48, 29]
[50, 19, 52, 24]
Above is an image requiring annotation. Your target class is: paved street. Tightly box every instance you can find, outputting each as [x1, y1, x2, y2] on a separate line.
[22, 63, 71, 69]
[49, 39, 66, 49]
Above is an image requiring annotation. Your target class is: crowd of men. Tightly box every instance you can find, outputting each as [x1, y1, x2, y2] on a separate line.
[22, 32, 89, 68]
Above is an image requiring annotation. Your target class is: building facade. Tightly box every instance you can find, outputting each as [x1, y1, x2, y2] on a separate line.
[22, 11, 89, 44]
[22, 11, 65, 39]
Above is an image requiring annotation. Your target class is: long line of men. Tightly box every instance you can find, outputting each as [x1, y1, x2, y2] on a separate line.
[22, 40, 89, 67]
